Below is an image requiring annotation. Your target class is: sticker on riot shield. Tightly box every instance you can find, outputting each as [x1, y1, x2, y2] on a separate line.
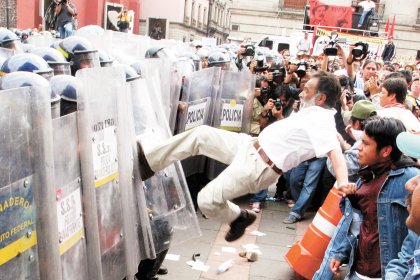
[92, 125, 119, 188]
[184, 97, 210, 131]
[219, 99, 244, 132]
[0, 177, 36, 266]
[56, 184, 84, 256]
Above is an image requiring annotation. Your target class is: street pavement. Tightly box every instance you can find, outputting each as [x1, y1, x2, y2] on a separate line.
[159, 186, 316, 280]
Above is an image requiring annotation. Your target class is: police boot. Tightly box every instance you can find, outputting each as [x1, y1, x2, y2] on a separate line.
[137, 141, 155, 180]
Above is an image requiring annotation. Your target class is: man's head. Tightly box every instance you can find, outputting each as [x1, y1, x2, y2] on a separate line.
[411, 76, 420, 98]
[299, 71, 340, 109]
[388, 36, 393, 44]
[380, 78, 407, 107]
[396, 132, 420, 235]
[361, 59, 377, 81]
[358, 118, 406, 166]
[350, 100, 377, 130]
[304, 32, 308, 39]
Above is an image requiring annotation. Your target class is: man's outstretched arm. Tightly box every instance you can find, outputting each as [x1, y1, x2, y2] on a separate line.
[327, 148, 357, 196]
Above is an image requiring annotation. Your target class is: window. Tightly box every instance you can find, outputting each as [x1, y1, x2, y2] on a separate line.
[191, 1, 196, 26]
[283, 0, 307, 10]
[231, 24, 239, 31]
[203, 7, 208, 26]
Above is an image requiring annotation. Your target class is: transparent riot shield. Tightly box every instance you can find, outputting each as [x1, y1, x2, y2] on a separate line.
[0, 86, 61, 280]
[207, 70, 255, 179]
[76, 67, 128, 280]
[108, 31, 150, 65]
[28, 33, 56, 48]
[130, 76, 201, 255]
[176, 67, 222, 177]
[52, 113, 88, 280]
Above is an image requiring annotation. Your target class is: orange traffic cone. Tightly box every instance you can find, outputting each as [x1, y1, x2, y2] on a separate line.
[284, 187, 343, 279]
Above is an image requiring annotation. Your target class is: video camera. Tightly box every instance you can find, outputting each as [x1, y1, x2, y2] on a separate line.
[296, 60, 308, 78]
[324, 31, 346, 56]
[352, 42, 369, 61]
[254, 55, 268, 73]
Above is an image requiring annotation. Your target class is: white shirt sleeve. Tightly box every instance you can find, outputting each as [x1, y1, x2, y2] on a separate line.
[306, 113, 340, 157]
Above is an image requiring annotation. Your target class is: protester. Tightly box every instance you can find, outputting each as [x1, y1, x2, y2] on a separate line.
[55, 0, 77, 39]
[297, 31, 311, 54]
[382, 36, 396, 62]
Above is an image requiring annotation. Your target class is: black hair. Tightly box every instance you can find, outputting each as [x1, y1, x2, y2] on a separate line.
[362, 59, 377, 70]
[398, 70, 413, 84]
[312, 71, 341, 108]
[382, 78, 408, 104]
[384, 71, 404, 81]
[351, 113, 378, 130]
[364, 118, 406, 162]
[339, 75, 354, 92]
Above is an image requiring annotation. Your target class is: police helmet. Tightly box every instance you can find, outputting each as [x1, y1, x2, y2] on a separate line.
[1, 71, 61, 118]
[182, 52, 201, 71]
[145, 46, 164, 58]
[31, 47, 71, 75]
[0, 28, 22, 51]
[76, 25, 105, 36]
[130, 61, 143, 77]
[98, 49, 114, 67]
[50, 75, 78, 116]
[1, 53, 54, 80]
[207, 51, 230, 70]
[123, 64, 141, 82]
[56, 36, 100, 75]
[145, 46, 177, 62]
[22, 44, 36, 53]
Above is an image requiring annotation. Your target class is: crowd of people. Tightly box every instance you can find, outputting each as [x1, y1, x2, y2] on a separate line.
[0, 22, 419, 280]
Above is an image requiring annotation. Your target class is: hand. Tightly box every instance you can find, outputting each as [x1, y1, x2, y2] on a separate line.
[337, 44, 345, 59]
[271, 106, 283, 120]
[345, 124, 356, 141]
[264, 100, 274, 111]
[347, 44, 355, 61]
[289, 64, 298, 73]
[368, 77, 380, 93]
[330, 258, 342, 277]
[405, 174, 420, 193]
[337, 182, 357, 197]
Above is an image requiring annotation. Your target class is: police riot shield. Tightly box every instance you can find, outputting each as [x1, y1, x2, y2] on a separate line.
[76, 67, 129, 280]
[207, 70, 255, 179]
[109, 31, 150, 65]
[131, 75, 201, 255]
[52, 113, 89, 280]
[0, 86, 61, 280]
[28, 32, 56, 48]
[176, 67, 221, 176]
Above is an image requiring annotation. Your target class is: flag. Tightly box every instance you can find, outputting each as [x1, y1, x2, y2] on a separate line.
[384, 17, 390, 34]
[390, 14, 396, 37]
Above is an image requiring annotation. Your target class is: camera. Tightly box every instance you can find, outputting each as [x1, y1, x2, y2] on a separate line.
[260, 87, 270, 100]
[339, 76, 353, 102]
[61, 0, 68, 3]
[324, 31, 346, 56]
[254, 55, 268, 73]
[274, 98, 282, 110]
[352, 42, 369, 61]
[296, 60, 308, 78]
[243, 45, 255, 57]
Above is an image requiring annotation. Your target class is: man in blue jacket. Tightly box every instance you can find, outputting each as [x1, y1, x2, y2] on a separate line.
[314, 118, 419, 280]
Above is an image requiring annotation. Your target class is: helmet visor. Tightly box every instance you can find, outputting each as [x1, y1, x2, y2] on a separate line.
[73, 51, 100, 70]
[49, 62, 71, 76]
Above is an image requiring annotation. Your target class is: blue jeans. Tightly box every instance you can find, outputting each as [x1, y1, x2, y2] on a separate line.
[289, 158, 327, 219]
[58, 22, 74, 39]
[249, 189, 268, 203]
[358, 9, 374, 27]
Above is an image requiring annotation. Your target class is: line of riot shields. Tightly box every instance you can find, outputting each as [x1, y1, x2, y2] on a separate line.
[0, 28, 254, 280]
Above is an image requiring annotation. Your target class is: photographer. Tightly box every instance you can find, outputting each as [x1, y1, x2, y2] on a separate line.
[118, 8, 131, 33]
[54, 0, 77, 39]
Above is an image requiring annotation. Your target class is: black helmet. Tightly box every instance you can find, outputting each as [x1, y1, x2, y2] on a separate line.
[182, 51, 201, 71]
[145, 46, 164, 58]
[123, 64, 141, 82]
[1, 53, 54, 80]
[207, 51, 230, 70]
[50, 75, 78, 116]
[269, 59, 285, 71]
[56, 36, 100, 75]
[30, 47, 71, 75]
[130, 61, 143, 77]
[0, 28, 22, 51]
[98, 49, 114, 67]
[1, 71, 60, 118]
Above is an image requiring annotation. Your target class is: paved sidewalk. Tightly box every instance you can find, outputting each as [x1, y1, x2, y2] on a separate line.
[159, 189, 316, 280]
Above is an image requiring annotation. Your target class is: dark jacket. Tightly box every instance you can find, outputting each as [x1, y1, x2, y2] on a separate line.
[382, 43, 396, 62]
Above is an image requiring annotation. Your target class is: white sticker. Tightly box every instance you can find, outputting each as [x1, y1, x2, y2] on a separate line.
[220, 100, 244, 132]
[57, 188, 83, 247]
[185, 99, 208, 131]
[92, 125, 118, 182]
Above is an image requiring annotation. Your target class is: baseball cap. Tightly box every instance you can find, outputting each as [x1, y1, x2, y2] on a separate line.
[397, 132, 420, 158]
[351, 100, 377, 120]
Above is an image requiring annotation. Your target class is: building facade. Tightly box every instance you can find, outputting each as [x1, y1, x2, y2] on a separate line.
[139, 0, 231, 44]
[229, 0, 420, 59]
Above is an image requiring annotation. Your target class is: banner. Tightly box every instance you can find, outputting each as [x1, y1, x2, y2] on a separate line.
[310, 0, 353, 28]
[312, 28, 387, 59]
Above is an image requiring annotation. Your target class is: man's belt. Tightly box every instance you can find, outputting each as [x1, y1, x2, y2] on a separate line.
[253, 140, 282, 175]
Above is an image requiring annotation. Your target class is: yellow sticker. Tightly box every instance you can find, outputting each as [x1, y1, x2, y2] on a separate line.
[0, 72, 7, 77]
[229, 99, 236, 107]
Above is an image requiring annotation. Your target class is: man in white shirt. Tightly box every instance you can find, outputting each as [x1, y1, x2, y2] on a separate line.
[137, 71, 354, 242]
[378, 78, 420, 132]
[357, 0, 376, 28]
[297, 32, 311, 54]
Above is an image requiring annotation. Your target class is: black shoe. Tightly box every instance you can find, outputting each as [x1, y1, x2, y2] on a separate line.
[157, 266, 168, 275]
[137, 141, 155, 180]
[225, 209, 257, 242]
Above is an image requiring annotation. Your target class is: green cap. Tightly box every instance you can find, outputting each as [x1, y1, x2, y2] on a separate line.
[351, 100, 376, 120]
